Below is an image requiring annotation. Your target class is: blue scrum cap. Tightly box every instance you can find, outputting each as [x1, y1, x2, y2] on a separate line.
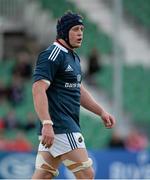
[56, 11, 84, 43]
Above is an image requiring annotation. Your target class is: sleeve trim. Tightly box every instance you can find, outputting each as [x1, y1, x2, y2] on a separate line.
[41, 79, 51, 86]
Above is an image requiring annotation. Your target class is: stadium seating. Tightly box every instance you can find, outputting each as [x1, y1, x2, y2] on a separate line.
[95, 64, 150, 126]
[1, 0, 150, 150]
[0, 60, 15, 85]
[123, 0, 150, 28]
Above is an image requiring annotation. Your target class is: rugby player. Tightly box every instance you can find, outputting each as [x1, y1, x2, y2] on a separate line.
[32, 11, 116, 179]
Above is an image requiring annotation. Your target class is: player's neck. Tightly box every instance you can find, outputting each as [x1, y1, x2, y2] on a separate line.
[56, 39, 74, 51]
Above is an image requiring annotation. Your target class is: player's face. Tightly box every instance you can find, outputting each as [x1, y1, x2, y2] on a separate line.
[69, 25, 84, 48]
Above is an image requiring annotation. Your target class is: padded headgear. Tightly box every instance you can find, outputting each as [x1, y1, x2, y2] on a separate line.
[56, 11, 84, 47]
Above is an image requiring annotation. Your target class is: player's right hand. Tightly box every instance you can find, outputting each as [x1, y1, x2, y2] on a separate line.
[41, 124, 55, 148]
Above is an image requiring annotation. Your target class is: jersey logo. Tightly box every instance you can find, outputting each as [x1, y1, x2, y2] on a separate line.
[78, 136, 83, 143]
[48, 46, 60, 61]
[65, 65, 73, 72]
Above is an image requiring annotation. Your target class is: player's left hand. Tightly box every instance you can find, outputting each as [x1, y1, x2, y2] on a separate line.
[101, 110, 116, 128]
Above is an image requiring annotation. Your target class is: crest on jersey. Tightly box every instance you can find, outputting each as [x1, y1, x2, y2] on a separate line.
[78, 136, 83, 143]
[77, 74, 81, 82]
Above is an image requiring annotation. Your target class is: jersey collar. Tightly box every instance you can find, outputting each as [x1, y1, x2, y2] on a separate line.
[53, 41, 68, 53]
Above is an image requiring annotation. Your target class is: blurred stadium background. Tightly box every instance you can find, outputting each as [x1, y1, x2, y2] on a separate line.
[0, 0, 150, 179]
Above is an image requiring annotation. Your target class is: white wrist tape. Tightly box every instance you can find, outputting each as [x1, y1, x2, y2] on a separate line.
[42, 120, 53, 125]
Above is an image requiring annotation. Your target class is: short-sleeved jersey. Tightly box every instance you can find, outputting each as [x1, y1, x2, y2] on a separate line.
[33, 41, 82, 134]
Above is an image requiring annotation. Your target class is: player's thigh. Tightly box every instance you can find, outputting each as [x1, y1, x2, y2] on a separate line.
[61, 148, 89, 161]
[32, 151, 62, 179]
[38, 151, 61, 168]
[61, 148, 94, 179]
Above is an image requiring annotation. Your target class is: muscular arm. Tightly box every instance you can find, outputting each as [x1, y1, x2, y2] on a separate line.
[32, 80, 54, 148]
[32, 80, 51, 121]
[80, 84, 104, 116]
[80, 84, 116, 128]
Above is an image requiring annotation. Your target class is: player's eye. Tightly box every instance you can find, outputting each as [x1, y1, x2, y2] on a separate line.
[80, 26, 84, 32]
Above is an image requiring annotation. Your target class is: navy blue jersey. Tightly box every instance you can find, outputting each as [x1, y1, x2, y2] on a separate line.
[33, 41, 82, 134]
